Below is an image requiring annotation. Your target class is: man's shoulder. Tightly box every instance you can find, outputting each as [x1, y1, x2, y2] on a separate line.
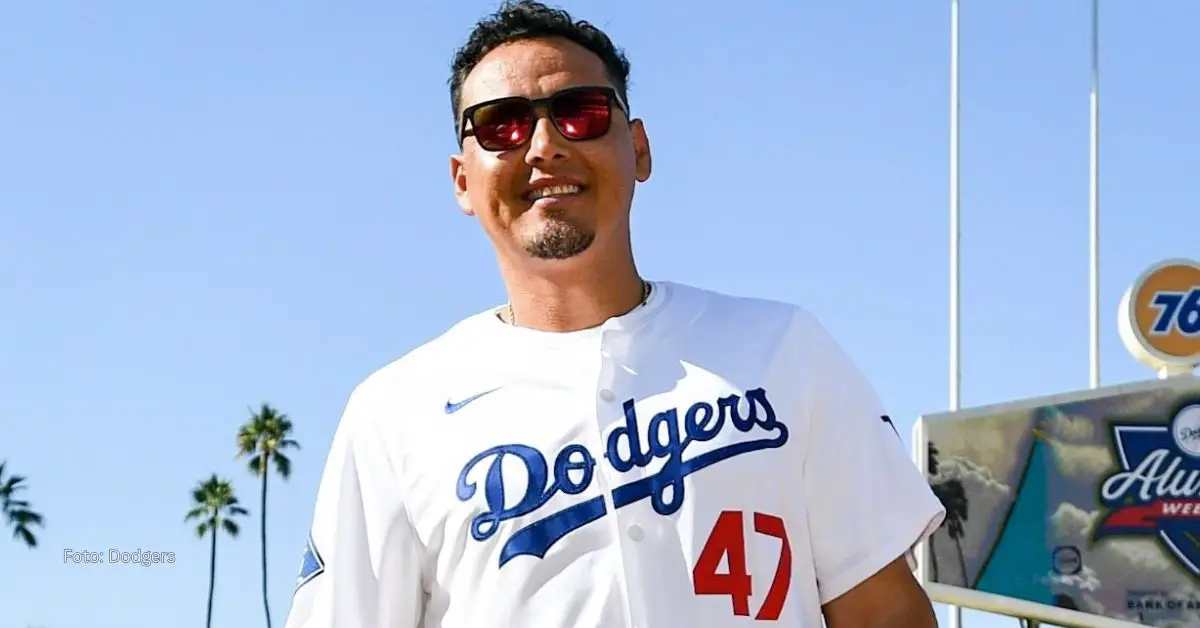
[662, 281, 849, 373]
[344, 308, 500, 409]
[664, 281, 820, 336]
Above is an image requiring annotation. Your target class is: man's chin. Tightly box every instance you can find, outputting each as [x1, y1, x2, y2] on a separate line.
[521, 224, 595, 261]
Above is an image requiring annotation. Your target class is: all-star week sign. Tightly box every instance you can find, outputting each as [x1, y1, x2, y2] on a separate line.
[1097, 402, 1200, 576]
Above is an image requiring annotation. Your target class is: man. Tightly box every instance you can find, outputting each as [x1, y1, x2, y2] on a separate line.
[284, 2, 945, 627]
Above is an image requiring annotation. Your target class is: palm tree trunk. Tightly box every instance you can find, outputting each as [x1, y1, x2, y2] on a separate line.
[207, 523, 218, 628]
[261, 453, 272, 628]
[954, 536, 969, 587]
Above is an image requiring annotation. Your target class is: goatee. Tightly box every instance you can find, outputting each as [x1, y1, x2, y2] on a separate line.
[524, 219, 594, 260]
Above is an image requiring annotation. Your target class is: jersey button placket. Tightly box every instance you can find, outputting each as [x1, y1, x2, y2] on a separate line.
[600, 337, 659, 628]
[594, 342, 637, 628]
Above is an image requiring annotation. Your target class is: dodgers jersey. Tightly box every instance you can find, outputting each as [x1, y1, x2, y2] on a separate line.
[285, 281, 945, 628]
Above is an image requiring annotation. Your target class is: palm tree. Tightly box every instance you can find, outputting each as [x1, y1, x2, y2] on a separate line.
[927, 442, 940, 477]
[925, 442, 940, 582]
[1, 461, 44, 548]
[935, 477, 970, 585]
[236, 403, 300, 628]
[185, 474, 248, 628]
[927, 441, 970, 586]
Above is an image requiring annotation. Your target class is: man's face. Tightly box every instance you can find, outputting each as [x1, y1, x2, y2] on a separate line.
[450, 37, 651, 264]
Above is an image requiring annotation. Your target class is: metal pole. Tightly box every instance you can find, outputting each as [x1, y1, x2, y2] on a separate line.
[1088, 0, 1101, 390]
[949, 0, 961, 413]
[948, 0, 962, 624]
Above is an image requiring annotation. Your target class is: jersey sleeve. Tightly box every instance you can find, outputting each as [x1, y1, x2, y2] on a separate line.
[795, 312, 945, 605]
[284, 386, 425, 628]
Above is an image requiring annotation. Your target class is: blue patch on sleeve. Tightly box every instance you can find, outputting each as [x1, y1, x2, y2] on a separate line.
[295, 533, 324, 592]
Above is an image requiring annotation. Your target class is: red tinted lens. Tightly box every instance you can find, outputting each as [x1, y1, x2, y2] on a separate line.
[550, 90, 612, 140]
[471, 99, 534, 149]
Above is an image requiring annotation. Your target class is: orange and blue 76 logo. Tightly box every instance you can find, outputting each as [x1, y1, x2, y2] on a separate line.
[1149, 287, 1200, 336]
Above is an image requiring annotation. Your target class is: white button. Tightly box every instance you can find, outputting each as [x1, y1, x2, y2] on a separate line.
[599, 389, 615, 402]
[628, 524, 644, 541]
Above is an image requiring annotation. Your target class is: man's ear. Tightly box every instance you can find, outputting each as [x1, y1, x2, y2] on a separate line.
[630, 119, 652, 183]
[449, 153, 474, 216]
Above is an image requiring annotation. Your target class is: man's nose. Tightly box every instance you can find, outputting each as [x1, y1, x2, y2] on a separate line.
[524, 117, 569, 165]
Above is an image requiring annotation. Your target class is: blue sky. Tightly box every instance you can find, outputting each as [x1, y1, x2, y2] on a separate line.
[2, 1, 1197, 627]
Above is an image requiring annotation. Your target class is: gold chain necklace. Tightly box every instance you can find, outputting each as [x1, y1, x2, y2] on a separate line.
[507, 280, 652, 327]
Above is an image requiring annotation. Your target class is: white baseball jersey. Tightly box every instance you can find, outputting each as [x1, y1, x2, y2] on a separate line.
[285, 281, 945, 628]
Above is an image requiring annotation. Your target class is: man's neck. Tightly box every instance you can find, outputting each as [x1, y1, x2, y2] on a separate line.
[500, 256, 647, 333]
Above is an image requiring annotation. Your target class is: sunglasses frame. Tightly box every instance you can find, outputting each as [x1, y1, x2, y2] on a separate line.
[457, 85, 630, 150]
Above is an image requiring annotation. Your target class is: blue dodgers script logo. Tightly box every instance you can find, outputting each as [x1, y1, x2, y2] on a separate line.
[455, 387, 788, 567]
[1097, 402, 1200, 575]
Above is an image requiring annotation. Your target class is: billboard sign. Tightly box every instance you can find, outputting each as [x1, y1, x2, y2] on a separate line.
[915, 376, 1200, 627]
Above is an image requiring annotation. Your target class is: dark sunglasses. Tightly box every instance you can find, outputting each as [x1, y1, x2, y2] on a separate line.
[458, 86, 629, 152]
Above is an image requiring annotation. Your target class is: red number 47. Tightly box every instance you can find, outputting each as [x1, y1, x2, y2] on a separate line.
[693, 510, 792, 621]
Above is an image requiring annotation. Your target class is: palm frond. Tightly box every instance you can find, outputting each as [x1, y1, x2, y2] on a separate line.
[273, 452, 292, 479]
[188, 474, 243, 536]
[1, 463, 43, 547]
[15, 526, 37, 547]
[8, 509, 43, 526]
[234, 403, 300, 485]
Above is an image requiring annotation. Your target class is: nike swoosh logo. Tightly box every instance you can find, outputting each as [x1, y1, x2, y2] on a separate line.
[445, 387, 501, 414]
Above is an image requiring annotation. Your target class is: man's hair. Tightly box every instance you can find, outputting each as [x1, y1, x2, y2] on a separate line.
[448, 0, 632, 132]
